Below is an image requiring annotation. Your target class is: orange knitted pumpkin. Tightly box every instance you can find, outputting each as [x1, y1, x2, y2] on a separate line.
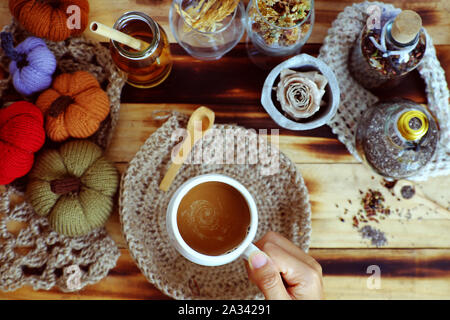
[36, 71, 110, 142]
[9, 0, 90, 42]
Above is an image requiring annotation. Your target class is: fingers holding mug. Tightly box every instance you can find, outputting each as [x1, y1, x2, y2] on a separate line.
[256, 231, 323, 277]
[245, 232, 323, 300]
[246, 249, 292, 300]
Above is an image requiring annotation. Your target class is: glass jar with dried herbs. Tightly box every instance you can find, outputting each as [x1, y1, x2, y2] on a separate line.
[355, 99, 439, 180]
[170, 0, 245, 60]
[349, 10, 427, 89]
[246, 0, 314, 56]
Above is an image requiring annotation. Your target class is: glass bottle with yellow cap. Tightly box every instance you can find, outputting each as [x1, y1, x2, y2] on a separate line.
[355, 99, 439, 180]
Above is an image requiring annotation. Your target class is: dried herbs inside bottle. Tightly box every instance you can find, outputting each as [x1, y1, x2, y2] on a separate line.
[349, 10, 427, 89]
[355, 99, 439, 180]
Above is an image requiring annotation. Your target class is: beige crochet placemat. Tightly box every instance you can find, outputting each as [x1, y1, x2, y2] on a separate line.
[0, 20, 125, 292]
[319, 1, 450, 181]
[120, 112, 312, 300]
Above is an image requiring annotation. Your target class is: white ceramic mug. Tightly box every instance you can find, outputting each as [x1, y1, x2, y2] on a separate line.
[166, 174, 262, 266]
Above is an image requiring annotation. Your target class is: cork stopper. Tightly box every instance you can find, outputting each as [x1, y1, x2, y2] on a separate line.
[391, 10, 422, 44]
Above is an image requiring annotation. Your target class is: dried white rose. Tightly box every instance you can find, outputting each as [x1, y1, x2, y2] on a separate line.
[276, 69, 328, 120]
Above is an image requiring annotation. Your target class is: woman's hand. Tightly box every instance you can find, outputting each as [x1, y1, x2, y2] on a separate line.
[245, 231, 323, 300]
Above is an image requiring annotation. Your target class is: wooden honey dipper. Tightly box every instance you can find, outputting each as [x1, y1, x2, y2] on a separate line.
[159, 107, 215, 192]
[90, 21, 150, 51]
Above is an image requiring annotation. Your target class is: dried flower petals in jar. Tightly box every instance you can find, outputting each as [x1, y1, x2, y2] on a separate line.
[247, 0, 314, 56]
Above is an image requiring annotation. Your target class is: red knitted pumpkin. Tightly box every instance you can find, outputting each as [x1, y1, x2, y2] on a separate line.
[0, 101, 45, 185]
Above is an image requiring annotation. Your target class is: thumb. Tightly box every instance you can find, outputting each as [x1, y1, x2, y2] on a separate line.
[247, 252, 291, 300]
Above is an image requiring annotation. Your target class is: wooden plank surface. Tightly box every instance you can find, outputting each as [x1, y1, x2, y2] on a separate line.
[104, 165, 450, 249]
[1, 0, 449, 45]
[1, 249, 448, 300]
[120, 43, 446, 105]
[1, 0, 449, 300]
[106, 103, 355, 164]
[104, 106, 450, 249]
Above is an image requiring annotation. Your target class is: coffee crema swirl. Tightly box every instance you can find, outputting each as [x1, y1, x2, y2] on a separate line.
[179, 199, 230, 241]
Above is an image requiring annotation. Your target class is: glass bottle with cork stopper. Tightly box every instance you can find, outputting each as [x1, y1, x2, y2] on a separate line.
[355, 99, 439, 180]
[108, 12, 173, 88]
[349, 10, 427, 89]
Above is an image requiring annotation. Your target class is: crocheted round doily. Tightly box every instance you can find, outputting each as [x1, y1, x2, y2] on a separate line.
[120, 113, 312, 300]
[319, 1, 450, 181]
[0, 20, 125, 292]
[0, 186, 119, 292]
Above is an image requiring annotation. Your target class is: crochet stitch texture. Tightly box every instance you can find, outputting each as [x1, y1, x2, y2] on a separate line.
[120, 112, 312, 300]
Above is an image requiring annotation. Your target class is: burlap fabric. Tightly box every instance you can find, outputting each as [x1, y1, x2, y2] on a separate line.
[319, 1, 450, 181]
[0, 20, 125, 292]
[119, 112, 312, 300]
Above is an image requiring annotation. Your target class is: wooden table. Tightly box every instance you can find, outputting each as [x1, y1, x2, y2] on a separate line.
[1, 0, 449, 300]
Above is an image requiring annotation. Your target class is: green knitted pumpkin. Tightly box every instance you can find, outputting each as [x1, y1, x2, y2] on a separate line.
[26, 140, 119, 237]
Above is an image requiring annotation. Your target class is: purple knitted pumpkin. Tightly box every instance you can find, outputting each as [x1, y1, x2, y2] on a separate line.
[1, 32, 56, 96]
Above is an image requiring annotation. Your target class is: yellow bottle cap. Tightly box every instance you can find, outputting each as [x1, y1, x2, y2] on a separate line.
[397, 110, 429, 141]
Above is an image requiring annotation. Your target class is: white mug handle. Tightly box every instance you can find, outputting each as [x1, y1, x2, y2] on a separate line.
[241, 243, 262, 261]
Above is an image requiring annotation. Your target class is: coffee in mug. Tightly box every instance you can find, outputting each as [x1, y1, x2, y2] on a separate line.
[166, 174, 262, 267]
[177, 181, 251, 256]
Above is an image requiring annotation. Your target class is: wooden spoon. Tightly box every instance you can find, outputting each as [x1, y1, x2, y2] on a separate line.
[159, 107, 215, 192]
[393, 180, 449, 215]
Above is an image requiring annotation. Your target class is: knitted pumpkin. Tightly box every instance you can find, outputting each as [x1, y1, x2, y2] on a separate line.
[36, 71, 110, 142]
[9, 0, 90, 42]
[26, 140, 119, 237]
[0, 101, 45, 185]
[0, 32, 57, 96]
